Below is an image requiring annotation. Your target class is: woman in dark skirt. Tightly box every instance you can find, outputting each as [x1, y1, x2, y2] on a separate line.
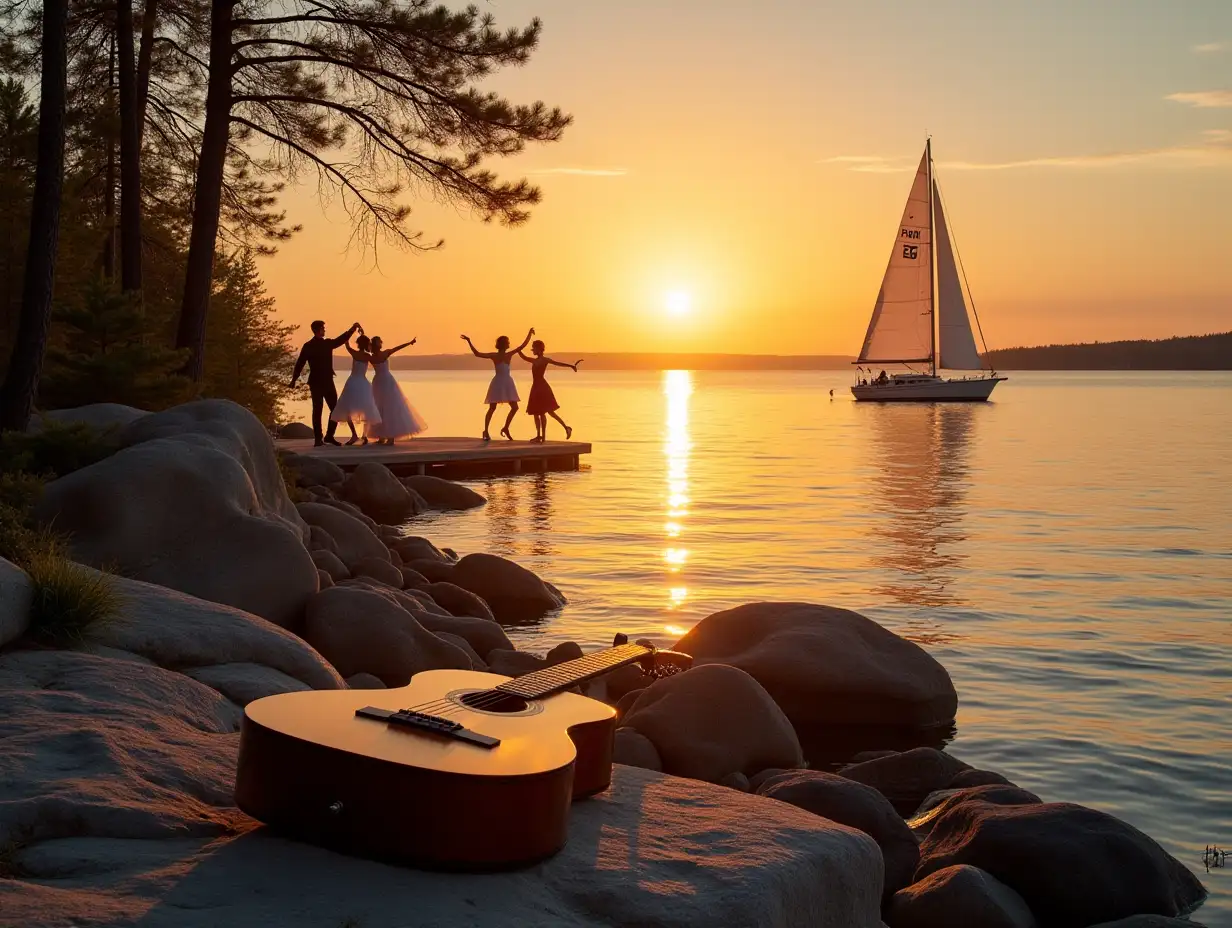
[518, 339, 581, 442]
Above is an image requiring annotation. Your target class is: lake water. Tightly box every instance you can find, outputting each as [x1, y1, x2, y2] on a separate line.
[290, 369, 1231, 923]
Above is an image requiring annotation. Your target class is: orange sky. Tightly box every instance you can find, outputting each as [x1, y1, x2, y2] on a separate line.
[257, 1, 1232, 355]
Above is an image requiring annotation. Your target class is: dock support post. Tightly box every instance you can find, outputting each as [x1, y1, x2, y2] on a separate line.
[415, 463, 426, 476]
[511, 458, 521, 474]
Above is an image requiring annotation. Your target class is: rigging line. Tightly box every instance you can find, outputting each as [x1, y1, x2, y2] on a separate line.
[933, 175, 992, 360]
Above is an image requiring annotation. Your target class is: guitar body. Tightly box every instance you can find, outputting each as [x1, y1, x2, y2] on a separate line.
[235, 669, 617, 869]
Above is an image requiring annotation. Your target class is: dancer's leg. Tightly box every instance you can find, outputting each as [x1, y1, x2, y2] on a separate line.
[483, 404, 497, 440]
[547, 410, 570, 439]
[310, 389, 325, 445]
[501, 403, 518, 438]
[322, 382, 340, 443]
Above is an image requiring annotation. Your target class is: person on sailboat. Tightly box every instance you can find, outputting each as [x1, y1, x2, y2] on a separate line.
[876, 370, 889, 385]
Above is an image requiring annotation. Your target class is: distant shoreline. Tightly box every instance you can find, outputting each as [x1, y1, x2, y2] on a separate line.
[353, 331, 1230, 371]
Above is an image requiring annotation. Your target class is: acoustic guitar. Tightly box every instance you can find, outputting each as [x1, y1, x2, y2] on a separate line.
[234, 635, 691, 869]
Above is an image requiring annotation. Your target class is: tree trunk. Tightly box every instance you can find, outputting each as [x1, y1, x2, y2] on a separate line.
[135, 0, 157, 144]
[176, 0, 233, 381]
[102, 32, 117, 279]
[0, 0, 70, 431]
[117, 0, 143, 295]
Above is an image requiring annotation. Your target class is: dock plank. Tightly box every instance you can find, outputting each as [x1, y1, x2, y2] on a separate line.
[275, 437, 591, 476]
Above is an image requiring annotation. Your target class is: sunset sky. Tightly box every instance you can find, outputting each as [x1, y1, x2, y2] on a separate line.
[260, 0, 1232, 356]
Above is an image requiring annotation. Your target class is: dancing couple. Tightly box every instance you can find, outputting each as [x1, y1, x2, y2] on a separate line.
[291, 320, 425, 446]
[461, 328, 582, 442]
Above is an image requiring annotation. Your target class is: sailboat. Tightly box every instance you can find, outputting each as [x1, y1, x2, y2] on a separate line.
[852, 140, 1006, 402]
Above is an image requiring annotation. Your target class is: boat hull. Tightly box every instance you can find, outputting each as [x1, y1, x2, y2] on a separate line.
[851, 376, 1006, 402]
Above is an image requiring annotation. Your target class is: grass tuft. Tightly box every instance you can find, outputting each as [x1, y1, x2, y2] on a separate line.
[24, 549, 121, 648]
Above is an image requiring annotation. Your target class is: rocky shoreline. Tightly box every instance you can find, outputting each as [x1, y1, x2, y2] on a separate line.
[0, 400, 1210, 927]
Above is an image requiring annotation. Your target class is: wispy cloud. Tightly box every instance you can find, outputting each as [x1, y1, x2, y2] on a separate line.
[1193, 42, 1226, 54]
[526, 167, 628, 177]
[822, 132, 1232, 173]
[1166, 89, 1232, 108]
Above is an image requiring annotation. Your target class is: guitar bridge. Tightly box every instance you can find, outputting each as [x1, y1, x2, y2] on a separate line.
[356, 706, 500, 748]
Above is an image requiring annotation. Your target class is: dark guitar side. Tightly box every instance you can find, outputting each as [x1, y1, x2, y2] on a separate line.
[234, 671, 619, 870]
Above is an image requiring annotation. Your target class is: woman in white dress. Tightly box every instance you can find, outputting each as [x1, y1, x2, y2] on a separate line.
[367, 335, 427, 445]
[329, 333, 381, 445]
[461, 328, 534, 440]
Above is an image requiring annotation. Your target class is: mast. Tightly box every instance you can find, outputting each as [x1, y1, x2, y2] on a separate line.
[926, 138, 936, 377]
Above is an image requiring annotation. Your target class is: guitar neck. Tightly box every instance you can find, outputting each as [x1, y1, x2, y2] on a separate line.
[496, 643, 650, 700]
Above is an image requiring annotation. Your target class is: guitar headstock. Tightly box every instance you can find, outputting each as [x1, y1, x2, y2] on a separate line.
[613, 633, 693, 680]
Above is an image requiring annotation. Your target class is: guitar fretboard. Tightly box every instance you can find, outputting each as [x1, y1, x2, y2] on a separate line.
[496, 643, 649, 700]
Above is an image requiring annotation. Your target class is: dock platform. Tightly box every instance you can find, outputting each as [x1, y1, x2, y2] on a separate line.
[276, 437, 591, 478]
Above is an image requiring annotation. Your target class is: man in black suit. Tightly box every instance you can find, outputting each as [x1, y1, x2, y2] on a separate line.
[291, 319, 360, 446]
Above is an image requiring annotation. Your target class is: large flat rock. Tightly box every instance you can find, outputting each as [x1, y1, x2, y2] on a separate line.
[0, 649, 885, 928]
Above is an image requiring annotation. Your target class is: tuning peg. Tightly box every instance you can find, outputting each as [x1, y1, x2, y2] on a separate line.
[613, 633, 628, 646]
[634, 638, 655, 650]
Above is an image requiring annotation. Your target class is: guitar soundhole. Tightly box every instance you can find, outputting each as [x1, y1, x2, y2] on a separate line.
[459, 690, 530, 714]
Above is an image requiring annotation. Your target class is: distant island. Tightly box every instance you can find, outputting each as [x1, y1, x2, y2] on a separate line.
[985, 332, 1230, 371]
[352, 332, 1230, 372]
[377, 353, 855, 371]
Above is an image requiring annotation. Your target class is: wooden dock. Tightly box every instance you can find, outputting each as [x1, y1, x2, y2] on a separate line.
[275, 437, 591, 478]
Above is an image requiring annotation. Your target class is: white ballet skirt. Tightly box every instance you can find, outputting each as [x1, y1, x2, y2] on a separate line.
[330, 358, 381, 425]
[369, 361, 427, 439]
[484, 361, 520, 405]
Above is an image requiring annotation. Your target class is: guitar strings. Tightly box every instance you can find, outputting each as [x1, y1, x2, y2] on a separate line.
[387, 649, 649, 720]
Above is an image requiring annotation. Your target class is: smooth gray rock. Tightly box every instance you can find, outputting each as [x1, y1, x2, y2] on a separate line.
[409, 610, 514, 661]
[917, 800, 1207, 928]
[85, 571, 343, 691]
[310, 549, 349, 583]
[296, 502, 391, 570]
[32, 403, 148, 432]
[306, 524, 339, 555]
[1088, 917, 1210, 928]
[948, 768, 1014, 789]
[302, 586, 471, 686]
[422, 581, 495, 620]
[447, 552, 566, 623]
[402, 474, 486, 510]
[277, 421, 315, 440]
[613, 728, 663, 772]
[1, 766, 885, 928]
[282, 452, 344, 488]
[908, 785, 1042, 837]
[838, 747, 970, 810]
[340, 462, 420, 521]
[184, 663, 311, 706]
[0, 650, 243, 852]
[758, 769, 920, 899]
[345, 672, 386, 689]
[622, 664, 803, 784]
[36, 400, 315, 628]
[675, 602, 957, 729]
[0, 556, 33, 648]
[389, 535, 452, 563]
[486, 648, 549, 677]
[888, 864, 1036, 928]
[350, 556, 405, 589]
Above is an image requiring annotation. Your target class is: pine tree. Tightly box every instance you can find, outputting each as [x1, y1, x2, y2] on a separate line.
[202, 250, 295, 424]
[40, 280, 191, 410]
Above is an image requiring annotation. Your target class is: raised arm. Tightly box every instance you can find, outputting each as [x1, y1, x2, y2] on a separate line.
[327, 323, 360, 349]
[544, 356, 579, 370]
[513, 328, 535, 354]
[461, 335, 495, 360]
[515, 350, 535, 364]
[377, 339, 416, 361]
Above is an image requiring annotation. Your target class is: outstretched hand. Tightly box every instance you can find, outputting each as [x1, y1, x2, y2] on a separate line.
[460, 334, 471, 342]
[411, 338, 417, 345]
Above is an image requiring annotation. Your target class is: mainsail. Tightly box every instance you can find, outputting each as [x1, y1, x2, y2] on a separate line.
[933, 182, 984, 371]
[857, 149, 934, 363]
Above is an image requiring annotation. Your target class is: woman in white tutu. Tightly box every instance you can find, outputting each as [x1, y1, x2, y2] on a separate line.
[330, 332, 381, 445]
[367, 335, 427, 445]
[461, 328, 534, 440]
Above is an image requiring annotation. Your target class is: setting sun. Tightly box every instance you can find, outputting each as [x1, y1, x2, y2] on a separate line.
[665, 290, 693, 317]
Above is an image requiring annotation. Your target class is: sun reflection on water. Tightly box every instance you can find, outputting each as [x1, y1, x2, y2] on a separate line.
[663, 371, 692, 616]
